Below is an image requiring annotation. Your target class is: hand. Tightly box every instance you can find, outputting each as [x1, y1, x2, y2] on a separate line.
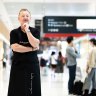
[23, 23, 29, 32]
[32, 46, 39, 51]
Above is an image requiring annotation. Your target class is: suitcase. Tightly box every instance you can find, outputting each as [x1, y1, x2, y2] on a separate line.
[73, 80, 83, 95]
[73, 66, 83, 95]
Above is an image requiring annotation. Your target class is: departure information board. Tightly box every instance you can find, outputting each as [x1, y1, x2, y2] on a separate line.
[43, 16, 96, 33]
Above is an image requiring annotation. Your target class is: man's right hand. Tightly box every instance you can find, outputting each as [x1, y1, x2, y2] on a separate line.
[86, 66, 92, 74]
[23, 23, 29, 32]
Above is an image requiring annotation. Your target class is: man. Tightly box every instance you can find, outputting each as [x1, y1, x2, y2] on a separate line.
[66, 36, 80, 95]
[83, 38, 96, 96]
[7, 9, 41, 96]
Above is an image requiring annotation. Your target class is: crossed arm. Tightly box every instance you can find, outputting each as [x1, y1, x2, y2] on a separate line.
[11, 32, 40, 53]
[67, 47, 80, 58]
[11, 43, 39, 53]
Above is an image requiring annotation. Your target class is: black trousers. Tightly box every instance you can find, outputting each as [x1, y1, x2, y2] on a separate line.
[68, 65, 76, 93]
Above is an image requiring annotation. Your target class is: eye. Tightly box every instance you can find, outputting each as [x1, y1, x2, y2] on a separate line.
[21, 15, 25, 17]
[26, 15, 29, 17]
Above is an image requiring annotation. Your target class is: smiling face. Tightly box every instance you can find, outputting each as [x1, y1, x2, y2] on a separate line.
[18, 9, 31, 26]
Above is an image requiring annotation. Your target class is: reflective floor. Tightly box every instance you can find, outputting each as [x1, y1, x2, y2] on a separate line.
[0, 61, 77, 96]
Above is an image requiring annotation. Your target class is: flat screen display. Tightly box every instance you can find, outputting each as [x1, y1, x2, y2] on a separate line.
[76, 19, 96, 32]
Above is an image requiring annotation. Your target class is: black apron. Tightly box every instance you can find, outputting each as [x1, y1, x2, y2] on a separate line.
[8, 27, 41, 96]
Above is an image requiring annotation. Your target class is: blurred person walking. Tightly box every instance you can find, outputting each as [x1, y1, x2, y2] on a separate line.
[55, 51, 65, 73]
[7, 9, 41, 96]
[50, 51, 57, 77]
[83, 38, 96, 96]
[66, 36, 80, 95]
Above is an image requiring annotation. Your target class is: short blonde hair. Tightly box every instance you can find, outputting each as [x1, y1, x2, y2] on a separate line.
[18, 8, 31, 16]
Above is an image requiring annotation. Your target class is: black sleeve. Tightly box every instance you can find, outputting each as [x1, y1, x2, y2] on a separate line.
[10, 30, 19, 45]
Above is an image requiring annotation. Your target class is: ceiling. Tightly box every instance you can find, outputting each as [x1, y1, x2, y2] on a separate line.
[1, 0, 96, 29]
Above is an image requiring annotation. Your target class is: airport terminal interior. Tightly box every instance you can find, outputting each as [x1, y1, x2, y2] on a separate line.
[0, 0, 96, 96]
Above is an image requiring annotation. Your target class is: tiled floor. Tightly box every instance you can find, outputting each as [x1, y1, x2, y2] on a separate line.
[0, 62, 75, 96]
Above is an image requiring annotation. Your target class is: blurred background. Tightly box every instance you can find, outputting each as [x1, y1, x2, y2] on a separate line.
[0, 0, 96, 96]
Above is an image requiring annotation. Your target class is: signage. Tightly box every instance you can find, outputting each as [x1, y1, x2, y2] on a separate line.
[43, 16, 96, 33]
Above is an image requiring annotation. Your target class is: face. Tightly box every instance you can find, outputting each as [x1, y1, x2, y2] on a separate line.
[90, 41, 94, 47]
[69, 40, 74, 46]
[18, 10, 31, 26]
